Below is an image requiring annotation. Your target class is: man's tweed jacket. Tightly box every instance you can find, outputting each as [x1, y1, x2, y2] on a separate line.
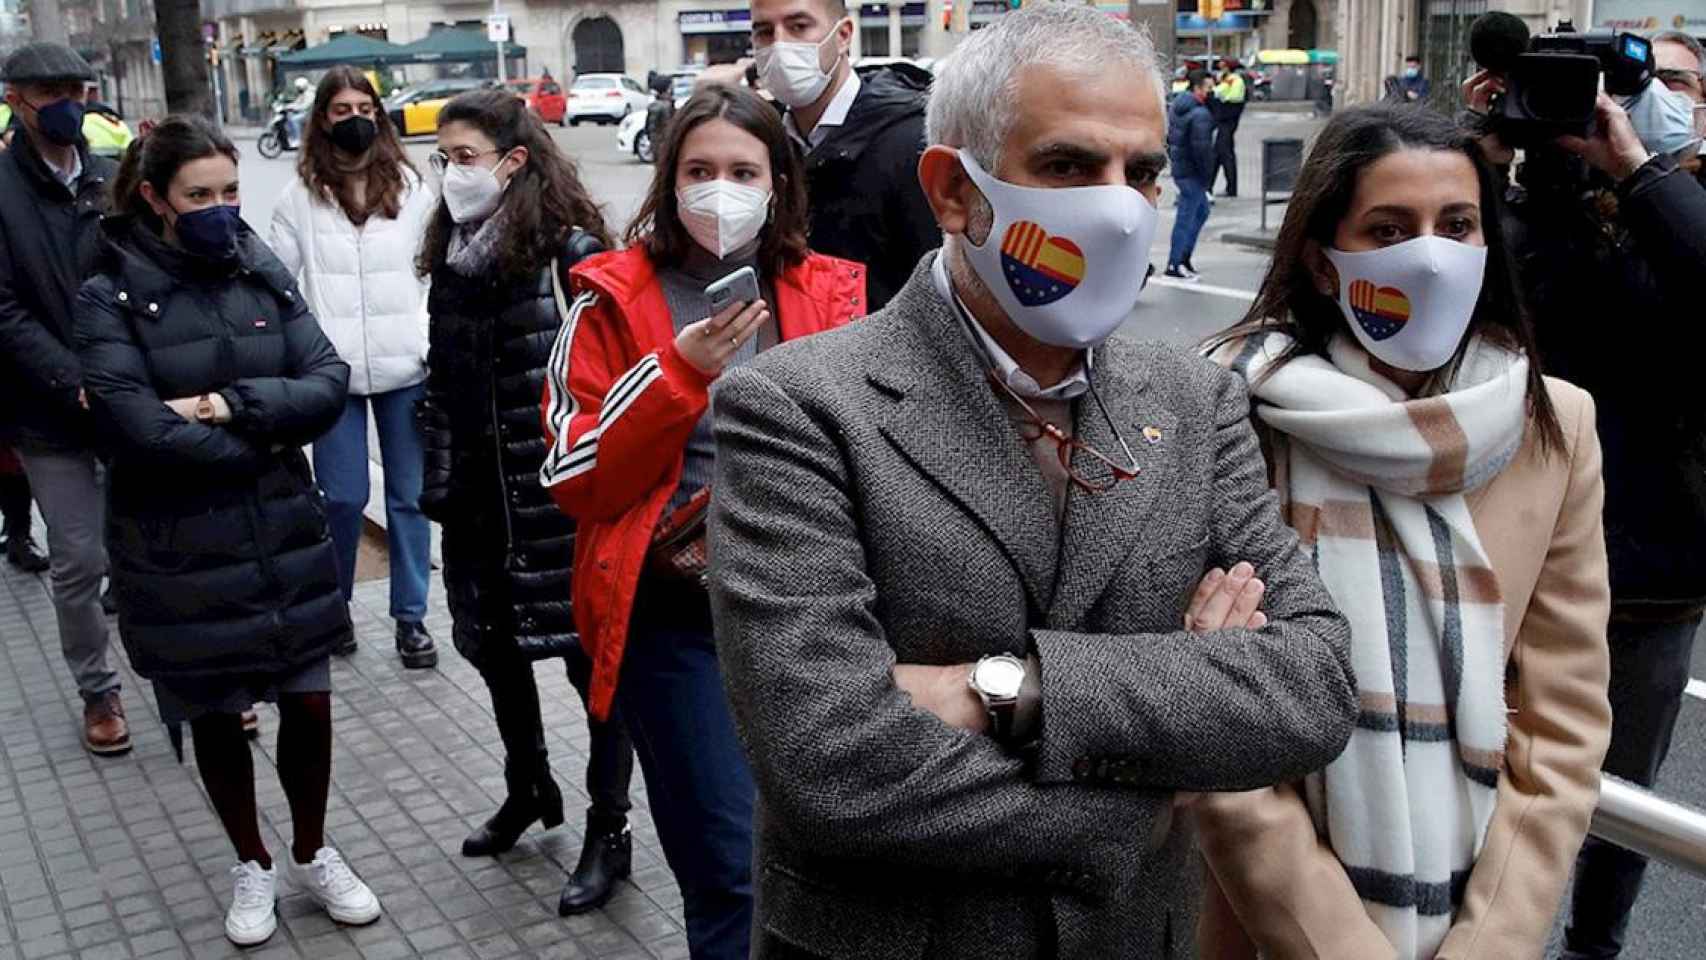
[708, 254, 1358, 959]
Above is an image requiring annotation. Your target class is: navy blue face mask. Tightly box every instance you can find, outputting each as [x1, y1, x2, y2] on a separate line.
[171, 203, 242, 261]
[29, 97, 85, 147]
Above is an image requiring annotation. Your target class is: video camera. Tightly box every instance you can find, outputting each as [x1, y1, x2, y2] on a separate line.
[1470, 15, 1656, 147]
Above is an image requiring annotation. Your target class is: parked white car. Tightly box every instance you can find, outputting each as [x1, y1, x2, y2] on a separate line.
[616, 109, 651, 161]
[567, 73, 650, 125]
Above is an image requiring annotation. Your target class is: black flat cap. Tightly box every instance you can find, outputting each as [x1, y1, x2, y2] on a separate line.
[1, 43, 95, 84]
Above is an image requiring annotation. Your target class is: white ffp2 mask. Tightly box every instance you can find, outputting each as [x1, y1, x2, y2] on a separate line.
[1323, 235, 1488, 372]
[677, 180, 771, 259]
[442, 161, 507, 224]
[956, 150, 1159, 350]
[755, 22, 846, 108]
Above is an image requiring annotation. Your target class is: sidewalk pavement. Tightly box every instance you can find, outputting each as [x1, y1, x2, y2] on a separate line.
[0, 560, 686, 960]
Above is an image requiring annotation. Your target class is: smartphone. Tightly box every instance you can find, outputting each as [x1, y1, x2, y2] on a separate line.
[705, 266, 761, 314]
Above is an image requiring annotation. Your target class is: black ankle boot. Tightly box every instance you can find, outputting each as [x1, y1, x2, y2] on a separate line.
[461, 763, 564, 857]
[558, 812, 632, 916]
[396, 620, 438, 669]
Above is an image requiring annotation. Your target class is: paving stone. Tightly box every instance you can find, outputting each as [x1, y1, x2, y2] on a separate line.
[0, 565, 685, 960]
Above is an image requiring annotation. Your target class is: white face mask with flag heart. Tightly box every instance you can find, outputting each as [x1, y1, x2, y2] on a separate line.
[956, 150, 1159, 350]
[1322, 235, 1488, 373]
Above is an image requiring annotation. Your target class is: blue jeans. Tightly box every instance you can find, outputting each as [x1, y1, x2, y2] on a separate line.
[311, 383, 431, 623]
[1168, 176, 1212, 268]
[617, 589, 754, 960]
[1562, 614, 1701, 959]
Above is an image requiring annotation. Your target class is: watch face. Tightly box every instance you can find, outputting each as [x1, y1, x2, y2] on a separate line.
[974, 657, 1026, 700]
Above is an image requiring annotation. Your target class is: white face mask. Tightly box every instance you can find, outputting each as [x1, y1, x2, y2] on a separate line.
[677, 179, 771, 259]
[442, 158, 509, 224]
[1623, 79, 1701, 159]
[755, 21, 846, 109]
[1323, 235, 1488, 373]
[956, 150, 1159, 350]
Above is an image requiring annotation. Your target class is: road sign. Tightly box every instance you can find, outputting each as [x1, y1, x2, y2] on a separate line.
[486, 15, 511, 44]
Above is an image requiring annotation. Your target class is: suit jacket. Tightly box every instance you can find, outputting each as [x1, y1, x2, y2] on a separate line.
[1194, 379, 1612, 960]
[708, 255, 1359, 959]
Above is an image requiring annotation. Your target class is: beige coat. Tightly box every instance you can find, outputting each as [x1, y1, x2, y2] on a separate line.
[1195, 377, 1613, 960]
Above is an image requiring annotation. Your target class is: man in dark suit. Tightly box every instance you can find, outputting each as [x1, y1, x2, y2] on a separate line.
[750, 0, 940, 310]
[708, 6, 1358, 957]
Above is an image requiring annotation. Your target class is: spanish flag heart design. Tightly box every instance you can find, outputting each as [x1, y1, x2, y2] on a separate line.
[999, 221, 1087, 307]
[1347, 279, 1412, 341]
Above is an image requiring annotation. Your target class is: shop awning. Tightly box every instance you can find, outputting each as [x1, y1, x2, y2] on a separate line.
[277, 33, 406, 68]
[392, 28, 526, 65]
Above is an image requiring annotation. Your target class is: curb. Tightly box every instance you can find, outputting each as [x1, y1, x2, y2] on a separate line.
[1222, 230, 1278, 252]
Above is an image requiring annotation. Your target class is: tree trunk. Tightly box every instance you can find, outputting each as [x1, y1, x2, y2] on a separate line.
[154, 0, 210, 117]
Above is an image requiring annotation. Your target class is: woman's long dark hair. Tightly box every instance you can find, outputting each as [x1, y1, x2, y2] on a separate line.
[416, 89, 612, 284]
[298, 66, 416, 225]
[111, 114, 239, 225]
[626, 84, 810, 279]
[1205, 103, 1564, 453]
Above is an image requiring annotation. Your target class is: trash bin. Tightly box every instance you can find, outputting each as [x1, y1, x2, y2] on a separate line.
[1261, 137, 1304, 231]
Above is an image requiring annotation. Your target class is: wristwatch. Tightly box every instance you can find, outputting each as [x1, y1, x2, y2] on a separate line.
[194, 393, 217, 424]
[968, 654, 1027, 741]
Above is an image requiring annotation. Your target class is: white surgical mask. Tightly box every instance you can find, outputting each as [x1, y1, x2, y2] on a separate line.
[1323, 235, 1488, 372]
[1623, 79, 1700, 159]
[755, 22, 846, 108]
[442, 159, 508, 224]
[956, 150, 1158, 350]
[677, 179, 771, 259]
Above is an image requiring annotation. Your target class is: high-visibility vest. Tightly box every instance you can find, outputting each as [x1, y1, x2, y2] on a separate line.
[1215, 73, 1247, 105]
[83, 111, 134, 157]
[0, 103, 12, 132]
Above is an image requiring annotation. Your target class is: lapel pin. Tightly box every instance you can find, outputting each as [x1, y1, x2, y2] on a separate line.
[1142, 426, 1163, 445]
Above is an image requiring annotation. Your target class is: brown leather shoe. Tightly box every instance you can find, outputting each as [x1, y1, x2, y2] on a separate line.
[84, 691, 132, 756]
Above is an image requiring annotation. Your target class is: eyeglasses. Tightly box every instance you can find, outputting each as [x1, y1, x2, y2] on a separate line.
[987, 369, 1141, 494]
[428, 147, 503, 176]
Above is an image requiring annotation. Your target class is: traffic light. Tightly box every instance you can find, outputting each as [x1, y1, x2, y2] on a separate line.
[1198, 0, 1225, 19]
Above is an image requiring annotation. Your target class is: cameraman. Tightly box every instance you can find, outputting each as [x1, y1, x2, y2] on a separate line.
[1464, 68, 1706, 960]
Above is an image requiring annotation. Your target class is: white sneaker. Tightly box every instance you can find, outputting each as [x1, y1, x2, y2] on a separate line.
[224, 860, 277, 946]
[290, 846, 381, 926]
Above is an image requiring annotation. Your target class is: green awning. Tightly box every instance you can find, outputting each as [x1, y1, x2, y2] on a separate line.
[393, 28, 526, 65]
[277, 33, 408, 68]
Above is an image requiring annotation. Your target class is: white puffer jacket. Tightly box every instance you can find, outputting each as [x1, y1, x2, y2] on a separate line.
[269, 170, 435, 396]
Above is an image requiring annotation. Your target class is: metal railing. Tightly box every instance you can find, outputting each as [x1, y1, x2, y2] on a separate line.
[1590, 775, 1706, 880]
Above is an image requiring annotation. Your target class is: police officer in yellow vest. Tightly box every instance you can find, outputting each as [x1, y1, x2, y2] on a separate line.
[81, 83, 132, 158]
[1211, 61, 1247, 197]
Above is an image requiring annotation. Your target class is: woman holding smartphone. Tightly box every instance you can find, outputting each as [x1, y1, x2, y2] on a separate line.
[540, 83, 864, 960]
[415, 89, 636, 913]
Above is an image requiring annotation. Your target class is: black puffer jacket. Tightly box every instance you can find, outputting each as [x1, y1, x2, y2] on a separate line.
[799, 65, 939, 311]
[0, 130, 117, 450]
[74, 217, 352, 680]
[1507, 153, 1706, 613]
[419, 229, 605, 667]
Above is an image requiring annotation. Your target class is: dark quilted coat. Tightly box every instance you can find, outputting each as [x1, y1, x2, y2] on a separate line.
[419, 229, 604, 667]
[73, 216, 353, 681]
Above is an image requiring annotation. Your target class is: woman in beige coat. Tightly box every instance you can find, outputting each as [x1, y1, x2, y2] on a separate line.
[1197, 104, 1612, 960]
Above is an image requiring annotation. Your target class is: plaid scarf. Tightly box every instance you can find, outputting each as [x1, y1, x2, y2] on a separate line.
[1217, 331, 1526, 959]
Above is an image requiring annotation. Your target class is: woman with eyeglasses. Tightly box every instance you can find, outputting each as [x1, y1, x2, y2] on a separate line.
[414, 88, 638, 915]
[73, 114, 379, 946]
[269, 66, 438, 669]
[1192, 104, 1612, 960]
[539, 83, 864, 959]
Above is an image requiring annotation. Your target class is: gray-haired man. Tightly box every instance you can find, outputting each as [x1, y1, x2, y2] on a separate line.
[708, 5, 1357, 957]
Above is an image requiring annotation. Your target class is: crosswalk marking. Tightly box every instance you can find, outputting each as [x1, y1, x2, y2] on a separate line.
[1688, 678, 1706, 702]
[1148, 276, 1259, 301]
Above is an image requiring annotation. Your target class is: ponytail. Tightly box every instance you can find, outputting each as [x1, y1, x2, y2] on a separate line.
[108, 114, 239, 221]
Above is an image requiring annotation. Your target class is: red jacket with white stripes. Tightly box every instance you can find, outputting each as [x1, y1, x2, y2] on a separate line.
[540, 245, 866, 719]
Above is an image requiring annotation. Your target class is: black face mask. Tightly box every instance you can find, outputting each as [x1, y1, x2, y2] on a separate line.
[171, 203, 242, 261]
[329, 115, 378, 155]
[29, 97, 85, 147]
